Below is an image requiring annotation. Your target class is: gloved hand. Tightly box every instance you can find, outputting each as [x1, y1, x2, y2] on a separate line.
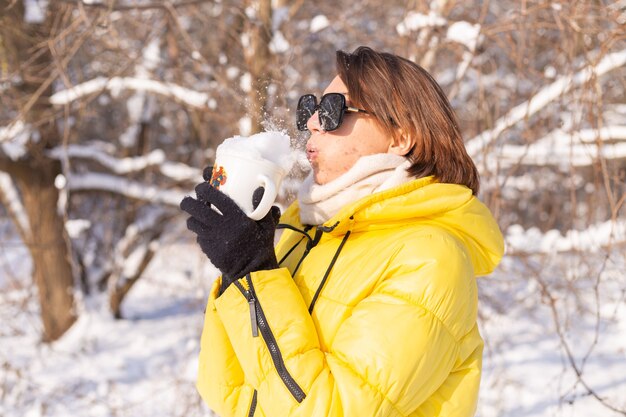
[180, 175, 281, 294]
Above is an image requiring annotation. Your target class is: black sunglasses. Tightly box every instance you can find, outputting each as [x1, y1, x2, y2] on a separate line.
[296, 93, 369, 132]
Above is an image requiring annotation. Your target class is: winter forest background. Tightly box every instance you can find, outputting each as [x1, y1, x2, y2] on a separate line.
[1, 0, 625, 416]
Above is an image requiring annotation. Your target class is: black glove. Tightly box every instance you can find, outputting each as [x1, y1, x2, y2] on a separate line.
[180, 178, 280, 294]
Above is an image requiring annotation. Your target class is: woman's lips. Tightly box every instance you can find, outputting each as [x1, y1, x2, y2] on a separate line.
[306, 149, 318, 163]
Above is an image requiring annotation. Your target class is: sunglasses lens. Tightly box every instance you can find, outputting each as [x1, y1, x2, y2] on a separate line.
[296, 95, 316, 131]
[296, 93, 349, 132]
[319, 94, 345, 131]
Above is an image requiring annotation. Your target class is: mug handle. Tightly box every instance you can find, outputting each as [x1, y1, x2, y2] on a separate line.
[248, 175, 277, 221]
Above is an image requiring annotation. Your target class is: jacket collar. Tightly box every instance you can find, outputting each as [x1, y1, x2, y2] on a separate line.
[280, 175, 504, 276]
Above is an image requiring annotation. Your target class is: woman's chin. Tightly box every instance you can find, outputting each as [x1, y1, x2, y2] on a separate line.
[313, 172, 326, 185]
[310, 167, 323, 184]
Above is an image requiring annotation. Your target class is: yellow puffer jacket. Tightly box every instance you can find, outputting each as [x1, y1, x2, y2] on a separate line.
[197, 176, 504, 417]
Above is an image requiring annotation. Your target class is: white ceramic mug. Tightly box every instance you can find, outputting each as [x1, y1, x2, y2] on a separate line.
[208, 150, 286, 220]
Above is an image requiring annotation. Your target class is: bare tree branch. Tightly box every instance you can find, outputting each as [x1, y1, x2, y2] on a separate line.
[59, 0, 217, 11]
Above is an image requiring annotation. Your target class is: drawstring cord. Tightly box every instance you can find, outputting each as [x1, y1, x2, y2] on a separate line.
[292, 228, 322, 276]
[276, 219, 353, 313]
[276, 224, 318, 275]
[277, 236, 305, 265]
[308, 230, 351, 313]
[277, 224, 314, 245]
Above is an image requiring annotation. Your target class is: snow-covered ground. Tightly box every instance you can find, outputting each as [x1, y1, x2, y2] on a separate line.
[0, 231, 217, 417]
[1, 225, 625, 417]
[478, 254, 626, 417]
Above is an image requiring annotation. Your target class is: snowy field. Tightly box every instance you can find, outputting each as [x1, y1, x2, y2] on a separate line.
[1, 221, 625, 417]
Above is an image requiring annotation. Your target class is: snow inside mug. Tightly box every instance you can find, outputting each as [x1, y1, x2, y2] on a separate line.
[208, 150, 286, 221]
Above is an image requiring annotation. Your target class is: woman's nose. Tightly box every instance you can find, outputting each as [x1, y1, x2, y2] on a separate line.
[306, 110, 322, 132]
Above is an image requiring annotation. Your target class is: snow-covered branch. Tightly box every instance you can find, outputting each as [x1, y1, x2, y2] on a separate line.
[67, 172, 187, 207]
[396, 10, 446, 36]
[446, 20, 482, 51]
[117, 208, 166, 257]
[48, 145, 202, 182]
[113, 208, 167, 282]
[506, 218, 626, 255]
[159, 161, 203, 182]
[107, 206, 169, 318]
[466, 49, 626, 158]
[0, 172, 31, 238]
[49, 76, 216, 109]
[487, 126, 626, 170]
[395, 2, 484, 73]
[0, 121, 26, 143]
[49, 146, 165, 174]
[0, 121, 32, 161]
[446, 21, 482, 99]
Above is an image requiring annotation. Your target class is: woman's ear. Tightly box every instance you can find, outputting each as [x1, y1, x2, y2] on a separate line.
[388, 130, 413, 156]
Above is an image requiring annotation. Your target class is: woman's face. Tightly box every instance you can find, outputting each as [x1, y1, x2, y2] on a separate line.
[305, 76, 394, 185]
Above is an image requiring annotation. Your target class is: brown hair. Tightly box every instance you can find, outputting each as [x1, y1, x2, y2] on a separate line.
[336, 46, 480, 194]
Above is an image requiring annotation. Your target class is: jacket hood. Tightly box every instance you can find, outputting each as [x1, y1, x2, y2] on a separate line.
[283, 176, 504, 276]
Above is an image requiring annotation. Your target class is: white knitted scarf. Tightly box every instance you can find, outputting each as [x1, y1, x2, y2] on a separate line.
[298, 153, 412, 225]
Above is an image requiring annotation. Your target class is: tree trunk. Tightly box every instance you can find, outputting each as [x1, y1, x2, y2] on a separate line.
[0, 0, 77, 342]
[244, 0, 273, 134]
[11, 159, 77, 342]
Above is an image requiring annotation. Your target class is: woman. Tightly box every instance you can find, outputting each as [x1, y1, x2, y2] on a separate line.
[181, 46, 504, 417]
